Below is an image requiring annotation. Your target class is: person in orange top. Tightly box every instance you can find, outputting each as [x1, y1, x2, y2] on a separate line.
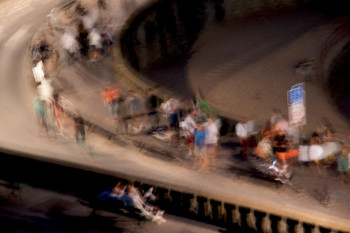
[101, 85, 119, 121]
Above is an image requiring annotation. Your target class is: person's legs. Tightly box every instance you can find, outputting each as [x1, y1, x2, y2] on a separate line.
[240, 138, 249, 160]
[207, 144, 217, 166]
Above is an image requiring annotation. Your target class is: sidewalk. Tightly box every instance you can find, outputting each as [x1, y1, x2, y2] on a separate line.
[25, 1, 350, 231]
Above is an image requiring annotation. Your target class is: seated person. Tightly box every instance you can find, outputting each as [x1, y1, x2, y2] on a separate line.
[254, 130, 274, 161]
[122, 182, 156, 212]
[96, 181, 125, 202]
[121, 182, 165, 223]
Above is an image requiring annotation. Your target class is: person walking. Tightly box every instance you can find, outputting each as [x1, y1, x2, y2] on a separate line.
[194, 123, 208, 171]
[205, 117, 219, 165]
[235, 117, 249, 160]
[32, 93, 48, 136]
[74, 115, 86, 145]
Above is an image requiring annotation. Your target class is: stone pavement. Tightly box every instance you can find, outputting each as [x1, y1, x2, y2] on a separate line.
[21, 0, 350, 231]
[187, 8, 350, 138]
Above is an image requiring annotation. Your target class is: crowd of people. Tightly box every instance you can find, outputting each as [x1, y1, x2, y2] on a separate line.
[30, 0, 350, 188]
[99, 83, 222, 171]
[237, 108, 350, 184]
[60, 1, 114, 64]
[31, 0, 118, 144]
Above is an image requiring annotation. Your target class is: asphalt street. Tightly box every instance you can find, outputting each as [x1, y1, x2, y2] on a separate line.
[1, 0, 350, 232]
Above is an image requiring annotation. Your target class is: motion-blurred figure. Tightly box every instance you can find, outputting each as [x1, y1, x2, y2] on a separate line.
[235, 117, 249, 160]
[74, 115, 86, 144]
[32, 93, 47, 135]
[61, 26, 80, 64]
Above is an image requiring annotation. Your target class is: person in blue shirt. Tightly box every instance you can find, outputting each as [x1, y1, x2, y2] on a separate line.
[194, 123, 208, 171]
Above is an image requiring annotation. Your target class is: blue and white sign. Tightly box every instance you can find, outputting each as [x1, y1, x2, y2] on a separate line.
[288, 83, 306, 126]
[288, 83, 304, 106]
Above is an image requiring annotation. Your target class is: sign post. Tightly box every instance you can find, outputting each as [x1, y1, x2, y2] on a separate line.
[288, 83, 306, 146]
[287, 83, 306, 126]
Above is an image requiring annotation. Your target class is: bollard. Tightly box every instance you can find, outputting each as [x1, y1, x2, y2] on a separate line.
[154, 187, 169, 210]
[233, 205, 241, 226]
[319, 227, 332, 233]
[224, 203, 235, 226]
[210, 200, 226, 225]
[270, 215, 282, 233]
[262, 213, 272, 233]
[278, 217, 288, 233]
[204, 199, 212, 220]
[287, 219, 299, 233]
[296, 222, 304, 233]
[197, 196, 208, 221]
[311, 225, 321, 233]
[303, 223, 315, 233]
[254, 211, 266, 232]
[189, 195, 199, 217]
[169, 190, 182, 214]
[246, 209, 257, 231]
[182, 193, 193, 218]
[210, 199, 221, 223]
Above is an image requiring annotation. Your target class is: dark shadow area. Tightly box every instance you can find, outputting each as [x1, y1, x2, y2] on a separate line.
[0, 213, 125, 233]
[141, 55, 193, 98]
[328, 40, 350, 121]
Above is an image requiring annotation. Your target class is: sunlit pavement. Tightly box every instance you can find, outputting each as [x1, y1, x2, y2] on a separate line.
[1, 0, 350, 232]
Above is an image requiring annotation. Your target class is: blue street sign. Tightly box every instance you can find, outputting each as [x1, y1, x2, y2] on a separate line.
[292, 83, 304, 91]
[288, 83, 304, 105]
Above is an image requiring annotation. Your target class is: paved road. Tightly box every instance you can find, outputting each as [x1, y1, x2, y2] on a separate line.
[1, 0, 350, 232]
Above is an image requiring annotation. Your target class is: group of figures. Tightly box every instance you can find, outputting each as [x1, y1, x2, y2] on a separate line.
[236, 108, 349, 184]
[96, 181, 165, 224]
[60, 1, 115, 64]
[101, 84, 222, 171]
[32, 92, 87, 145]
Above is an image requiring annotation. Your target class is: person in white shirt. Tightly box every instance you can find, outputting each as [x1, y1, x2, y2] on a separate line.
[205, 117, 219, 163]
[235, 117, 249, 159]
[180, 111, 196, 157]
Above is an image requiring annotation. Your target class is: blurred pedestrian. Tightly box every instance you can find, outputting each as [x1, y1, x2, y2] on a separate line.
[53, 100, 64, 132]
[235, 117, 249, 160]
[338, 142, 350, 184]
[74, 115, 86, 144]
[146, 88, 159, 130]
[88, 27, 102, 62]
[61, 26, 80, 64]
[46, 101, 57, 138]
[116, 96, 128, 134]
[194, 123, 208, 171]
[160, 96, 179, 142]
[126, 90, 144, 133]
[180, 111, 196, 157]
[205, 117, 219, 165]
[101, 25, 114, 56]
[32, 93, 48, 135]
[101, 85, 119, 122]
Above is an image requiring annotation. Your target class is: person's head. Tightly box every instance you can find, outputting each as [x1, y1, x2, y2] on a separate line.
[263, 130, 272, 138]
[310, 132, 321, 144]
[119, 96, 125, 104]
[114, 181, 121, 188]
[127, 181, 134, 189]
[128, 90, 135, 97]
[196, 123, 202, 130]
[240, 117, 247, 124]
